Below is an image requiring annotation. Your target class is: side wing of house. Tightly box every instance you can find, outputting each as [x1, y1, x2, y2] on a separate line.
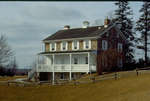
[96, 25, 126, 74]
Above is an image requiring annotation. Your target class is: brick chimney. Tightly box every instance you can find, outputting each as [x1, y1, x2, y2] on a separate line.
[64, 25, 70, 30]
[104, 17, 111, 28]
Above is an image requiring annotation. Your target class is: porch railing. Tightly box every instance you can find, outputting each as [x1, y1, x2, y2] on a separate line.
[37, 64, 96, 72]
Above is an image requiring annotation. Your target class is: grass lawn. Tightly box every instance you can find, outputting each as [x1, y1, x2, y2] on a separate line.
[0, 75, 26, 81]
[0, 71, 150, 101]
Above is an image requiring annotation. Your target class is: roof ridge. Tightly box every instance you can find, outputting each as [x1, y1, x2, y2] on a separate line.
[58, 25, 104, 31]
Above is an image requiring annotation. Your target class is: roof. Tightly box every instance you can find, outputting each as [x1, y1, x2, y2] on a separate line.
[43, 25, 107, 41]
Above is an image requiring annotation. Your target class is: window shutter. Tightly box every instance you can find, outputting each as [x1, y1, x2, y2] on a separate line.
[55, 43, 56, 51]
[72, 41, 74, 50]
[77, 41, 79, 49]
[66, 42, 68, 50]
[61, 42, 63, 51]
[49, 43, 51, 51]
[83, 40, 85, 49]
[89, 40, 91, 49]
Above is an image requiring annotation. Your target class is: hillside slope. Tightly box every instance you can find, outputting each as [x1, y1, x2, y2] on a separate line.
[0, 71, 150, 101]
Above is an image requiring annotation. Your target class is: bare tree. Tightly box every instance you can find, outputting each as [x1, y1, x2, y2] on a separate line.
[98, 49, 123, 72]
[8, 56, 17, 76]
[0, 35, 13, 67]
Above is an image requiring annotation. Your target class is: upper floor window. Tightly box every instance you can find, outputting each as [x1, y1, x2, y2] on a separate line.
[83, 40, 91, 49]
[50, 43, 56, 51]
[72, 40, 79, 50]
[117, 58, 123, 68]
[85, 56, 88, 64]
[118, 43, 123, 52]
[60, 73, 65, 80]
[102, 40, 108, 50]
[61, 41, 68, 51]
[74, 58, 78, 64]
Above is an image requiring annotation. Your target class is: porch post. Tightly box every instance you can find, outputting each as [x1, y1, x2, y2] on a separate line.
[36, 55, 39, 73]
[36, 55, 39, 81]
[52, 54, 55, 85]
[88, 52, 90, 74]
[69, 53, 72, 80]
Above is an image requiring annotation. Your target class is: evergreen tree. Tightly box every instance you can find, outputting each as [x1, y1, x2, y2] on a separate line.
[136, 1, 150, 66]
[114, 1, 135, 68]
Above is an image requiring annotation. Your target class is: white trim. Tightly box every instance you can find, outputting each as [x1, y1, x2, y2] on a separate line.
[88, 52, 90, 73]
[55, 43, 56, 51]
[83, 40, 85, 49]
[69, 53, 72, 80]
[52, 54, 55, 84]
[66, 42, 68, 50]
[89, 40, 91, 49]
[72, 41, 74, 50]
[49, 43, 51, 51]
[43, 52, 89, 56]
[61, 42, 63, 51]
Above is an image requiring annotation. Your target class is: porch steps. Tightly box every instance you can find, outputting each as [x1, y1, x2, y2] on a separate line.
[28, 67, 36, 81]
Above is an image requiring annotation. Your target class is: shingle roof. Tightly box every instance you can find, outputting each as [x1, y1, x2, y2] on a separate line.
[43, 25, 109, 41]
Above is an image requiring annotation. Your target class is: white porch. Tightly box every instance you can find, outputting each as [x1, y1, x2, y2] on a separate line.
[36, 52, 96, 82]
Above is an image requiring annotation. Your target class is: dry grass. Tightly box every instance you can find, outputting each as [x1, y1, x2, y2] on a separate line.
[1, 71, 150, 101]
[0, 75, 27, 81]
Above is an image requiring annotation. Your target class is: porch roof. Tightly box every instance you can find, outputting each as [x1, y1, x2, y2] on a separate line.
[38, 50, 97, 55]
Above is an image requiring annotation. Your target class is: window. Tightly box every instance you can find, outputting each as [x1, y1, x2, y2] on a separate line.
[61, 41, 68, 51]
[85, 56, 88, 64]
[118, 43, 123, 52]
[102, 40, 108, 50]
[117, 58, 123, 68]
[51, 43, 55, 51]
[74, 58, 78, 64]
[84, 40, 91, 49]
[51, 57, 53, 64]
[72, 40, 79, 50]
[50, 43, 56, 51]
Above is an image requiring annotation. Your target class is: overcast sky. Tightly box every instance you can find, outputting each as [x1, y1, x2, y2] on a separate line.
[0, 2, 144, 68]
